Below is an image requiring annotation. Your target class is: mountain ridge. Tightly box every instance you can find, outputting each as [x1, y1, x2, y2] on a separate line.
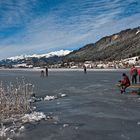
[7, 50, 72, 61]
[64, 26, 140, 62]
[0, 50, 71, 67]
[0, 26, 140, 67]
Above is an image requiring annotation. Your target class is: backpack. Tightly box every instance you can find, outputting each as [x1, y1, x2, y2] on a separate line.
[132, 69, 138, 76]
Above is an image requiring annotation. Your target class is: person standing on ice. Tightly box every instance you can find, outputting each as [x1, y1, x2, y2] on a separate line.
[40, 70, 45, 77]
[137, 68, 140, 83]
[83, 65, 87, 74]
[130, 65, 138, 84]
[45, 67, 48, 77]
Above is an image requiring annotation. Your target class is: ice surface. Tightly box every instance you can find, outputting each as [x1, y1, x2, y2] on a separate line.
[1, 70, 140, 140]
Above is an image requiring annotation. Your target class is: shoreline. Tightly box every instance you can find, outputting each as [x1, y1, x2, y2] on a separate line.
[0, 68, 129, 72]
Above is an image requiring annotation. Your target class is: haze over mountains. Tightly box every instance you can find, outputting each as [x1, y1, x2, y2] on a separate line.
[0, 26, 140, 67]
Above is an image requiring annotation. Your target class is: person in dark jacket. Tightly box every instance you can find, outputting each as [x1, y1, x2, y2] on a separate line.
[119, 73, 130, 94]
[40, 70, 44, 77]
[83, 65, 87, 74]
[45, 67, 48, 77]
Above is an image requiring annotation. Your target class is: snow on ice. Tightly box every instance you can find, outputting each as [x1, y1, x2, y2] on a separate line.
[44, 95, 56, 101]
[22, 112, 46, 123]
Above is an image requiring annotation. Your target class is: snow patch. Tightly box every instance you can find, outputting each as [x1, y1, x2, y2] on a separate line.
[63, 124, 69, 128]
[0, 112, 47, 138]
[60, 93, 67, 97]
[0, 123, 24, 138]
[112, 34, 119, 40]
[122, 56, 139, 65]
[22, 112, 46, 123]
[136, 29, 140, 35]
[19, 126, 25, 131]
[44, 93, 67, 101]
[44, 95, 56, 101]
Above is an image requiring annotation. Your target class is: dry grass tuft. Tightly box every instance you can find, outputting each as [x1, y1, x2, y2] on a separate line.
[0, 78, 34, 123]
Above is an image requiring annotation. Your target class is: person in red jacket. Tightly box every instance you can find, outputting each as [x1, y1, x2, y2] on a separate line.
[120, 73, 131, 94]
[138, 68, 140, 83]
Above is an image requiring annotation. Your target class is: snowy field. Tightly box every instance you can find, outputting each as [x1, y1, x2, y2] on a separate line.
[0, 69, 140, 140]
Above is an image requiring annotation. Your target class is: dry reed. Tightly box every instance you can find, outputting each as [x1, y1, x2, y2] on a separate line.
[0, 77, 34, 123]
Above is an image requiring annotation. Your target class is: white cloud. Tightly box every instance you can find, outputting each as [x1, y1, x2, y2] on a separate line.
[0, 0, 140, 59]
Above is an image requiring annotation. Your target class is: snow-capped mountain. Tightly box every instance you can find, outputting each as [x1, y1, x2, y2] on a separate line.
[8, 50, 72, 60]
[0, 50, 72, 67]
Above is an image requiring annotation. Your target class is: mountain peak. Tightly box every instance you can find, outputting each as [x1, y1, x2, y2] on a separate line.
[7, 50, 72, 61]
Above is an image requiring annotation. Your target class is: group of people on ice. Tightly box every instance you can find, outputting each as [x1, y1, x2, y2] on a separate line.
[119, 65, 140, 94]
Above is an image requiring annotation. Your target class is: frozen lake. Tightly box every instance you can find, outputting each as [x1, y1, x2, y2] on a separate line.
[0, 69, 140, 140]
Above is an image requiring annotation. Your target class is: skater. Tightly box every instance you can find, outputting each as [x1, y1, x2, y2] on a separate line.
[83, 65, 87, 74]
[40, 70, 44, 77]
[45, 67, 48, 77]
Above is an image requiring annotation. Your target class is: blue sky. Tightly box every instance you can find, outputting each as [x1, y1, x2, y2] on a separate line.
[0, 0, 140, 59]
